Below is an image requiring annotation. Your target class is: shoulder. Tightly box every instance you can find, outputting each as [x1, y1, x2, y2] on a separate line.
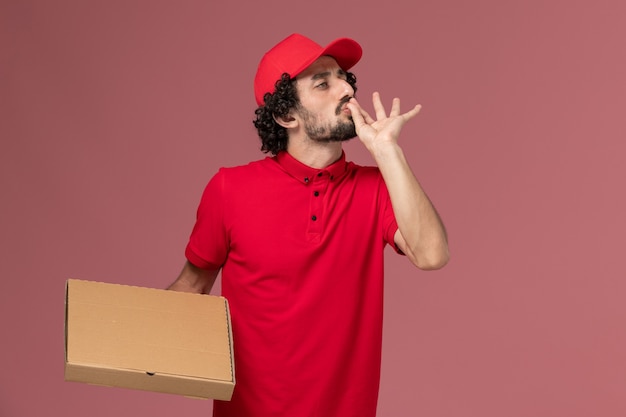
[218, 157, 276, 174]
[203, 157, 281, 198]
[199, 158, 276, 205]
[345, 160, 383, 182]
[212, 157, 278, 181]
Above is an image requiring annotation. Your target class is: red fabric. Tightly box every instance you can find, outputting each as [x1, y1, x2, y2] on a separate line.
[185, 151, 399, 417]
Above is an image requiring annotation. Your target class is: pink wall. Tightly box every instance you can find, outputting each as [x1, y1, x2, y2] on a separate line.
[1, 0, 625, 416]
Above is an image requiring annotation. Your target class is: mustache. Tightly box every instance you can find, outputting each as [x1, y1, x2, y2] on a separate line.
[335, 96, 353, 115]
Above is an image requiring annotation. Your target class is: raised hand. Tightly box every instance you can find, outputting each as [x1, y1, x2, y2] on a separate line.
[346, 92, 421, 152]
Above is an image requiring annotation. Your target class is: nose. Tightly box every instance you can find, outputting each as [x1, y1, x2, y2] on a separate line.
[337, 77, 354, 97]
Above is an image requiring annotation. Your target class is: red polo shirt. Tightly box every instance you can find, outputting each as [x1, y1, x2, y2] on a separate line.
[185, 151, 399, 417]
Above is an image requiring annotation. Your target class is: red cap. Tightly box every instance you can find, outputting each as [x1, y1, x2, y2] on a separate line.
[254, 33, 362, 106]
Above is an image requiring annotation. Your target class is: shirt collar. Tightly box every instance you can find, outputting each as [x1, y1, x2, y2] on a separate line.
[274, 150, 348, 185]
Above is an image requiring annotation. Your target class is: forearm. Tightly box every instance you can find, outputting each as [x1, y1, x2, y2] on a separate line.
[346, 93, 449, 269]
[167, 261, 219, 294]
[372, 143, 449, 270]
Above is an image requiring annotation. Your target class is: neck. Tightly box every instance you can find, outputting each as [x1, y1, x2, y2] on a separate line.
[286, 140, 343, 169]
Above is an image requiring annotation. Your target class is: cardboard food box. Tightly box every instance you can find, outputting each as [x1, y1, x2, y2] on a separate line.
[64, 279, 235, 400]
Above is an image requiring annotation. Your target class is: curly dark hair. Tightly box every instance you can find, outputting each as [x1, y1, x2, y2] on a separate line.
[253, 71, 358, 155]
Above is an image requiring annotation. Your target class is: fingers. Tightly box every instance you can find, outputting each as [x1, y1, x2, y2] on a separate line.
[389, 97, 401, 117]
[371, 92, 421, 121]
[346, 102, 364, 127]
[347, 98, 375, 125]
[403, 104, 422, 121]
[372, 92, 387, 120]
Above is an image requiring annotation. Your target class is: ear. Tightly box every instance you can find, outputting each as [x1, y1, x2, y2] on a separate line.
[273, 112, 298, 129]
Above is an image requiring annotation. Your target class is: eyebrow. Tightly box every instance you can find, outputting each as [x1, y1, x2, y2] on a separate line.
[311, 71, 332, 81]
[310, 69, 347, 81]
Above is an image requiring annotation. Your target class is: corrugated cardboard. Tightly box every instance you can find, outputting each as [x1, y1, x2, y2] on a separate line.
[64, 279, 235, 400]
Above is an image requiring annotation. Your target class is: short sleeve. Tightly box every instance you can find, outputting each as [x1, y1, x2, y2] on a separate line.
[378, 175, 403, 255]
[185, 169, 229, 269]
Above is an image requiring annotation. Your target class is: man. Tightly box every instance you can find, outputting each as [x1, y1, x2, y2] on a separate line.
[168, 33, 449, 417]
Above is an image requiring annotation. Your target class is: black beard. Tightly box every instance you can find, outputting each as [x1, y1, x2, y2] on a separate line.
[305, 118, 356, 143]
[299, 102, 357, 143]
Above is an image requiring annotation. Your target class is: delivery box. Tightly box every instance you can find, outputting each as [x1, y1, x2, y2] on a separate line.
[64, 279, 235, 400]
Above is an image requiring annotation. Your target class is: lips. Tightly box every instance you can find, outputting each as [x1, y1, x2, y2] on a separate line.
[336, 97, 352, 115]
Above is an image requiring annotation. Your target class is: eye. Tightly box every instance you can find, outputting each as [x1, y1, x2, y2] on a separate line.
[315, 82, 328, 89]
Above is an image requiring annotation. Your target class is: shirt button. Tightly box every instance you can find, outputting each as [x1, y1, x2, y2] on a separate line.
[311, 215, 317, 221]
[313, 191, 319, 197]
[304, 177, 309, 183]
[317, 172, 323, 177]
[330, 175, 334, 180]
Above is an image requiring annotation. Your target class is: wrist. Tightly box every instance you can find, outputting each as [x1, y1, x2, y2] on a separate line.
[367, 141, 404, 163]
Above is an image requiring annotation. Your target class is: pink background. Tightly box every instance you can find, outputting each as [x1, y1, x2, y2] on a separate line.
[1, 0, 625, 416]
